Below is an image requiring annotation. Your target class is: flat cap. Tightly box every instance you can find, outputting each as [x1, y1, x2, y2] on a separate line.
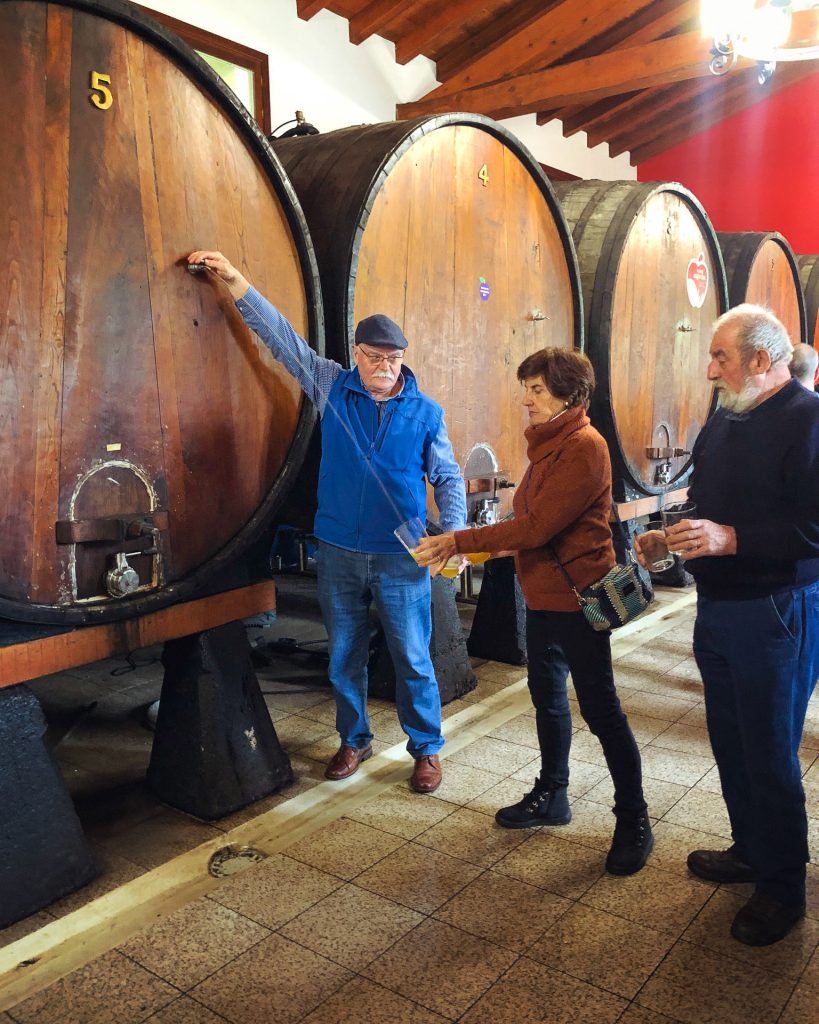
[354, 313, 408, 350]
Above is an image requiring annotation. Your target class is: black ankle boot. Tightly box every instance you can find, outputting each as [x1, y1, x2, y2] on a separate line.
[606, 809, 654, 875]
[495, 780, 571, 829]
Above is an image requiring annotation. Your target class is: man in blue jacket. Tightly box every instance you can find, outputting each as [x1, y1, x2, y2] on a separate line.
[637, 304, 819, 946]
[188, 250, 467, 794]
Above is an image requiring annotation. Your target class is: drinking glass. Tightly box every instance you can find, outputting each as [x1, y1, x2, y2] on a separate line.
[394, 516, 427, 559]
[637, 527, 674, 572]
[661, 501, 697, 557]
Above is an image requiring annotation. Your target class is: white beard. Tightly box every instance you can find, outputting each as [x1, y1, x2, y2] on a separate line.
[716, 378, 765, 413]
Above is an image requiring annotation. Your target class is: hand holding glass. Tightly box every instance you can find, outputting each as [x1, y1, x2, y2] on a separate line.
[661, 501, 697, 557]
[638, 528, 674, 572]
[394, 517, 464, 577]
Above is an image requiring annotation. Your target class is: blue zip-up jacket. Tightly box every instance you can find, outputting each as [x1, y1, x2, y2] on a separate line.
[236, 288, 467, 553]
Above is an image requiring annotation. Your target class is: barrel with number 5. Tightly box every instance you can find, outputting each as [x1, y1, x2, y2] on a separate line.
[0, 0, 322, 623]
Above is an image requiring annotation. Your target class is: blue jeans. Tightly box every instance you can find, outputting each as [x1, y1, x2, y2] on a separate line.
[526, 608, 646, 815]
[316, 541, 444, 757]
[693, 582, 819, 906]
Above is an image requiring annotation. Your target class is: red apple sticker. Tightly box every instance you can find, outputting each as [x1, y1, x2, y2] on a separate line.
[686, 253, 709, 309]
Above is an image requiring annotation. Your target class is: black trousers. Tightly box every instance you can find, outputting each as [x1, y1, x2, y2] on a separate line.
[526, 607, 646, 814]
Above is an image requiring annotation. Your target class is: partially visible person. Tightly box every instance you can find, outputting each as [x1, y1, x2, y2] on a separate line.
[187, 250, 467, 795]
[635, 303, 819, 946]
[416, 348, 653, 876]
[790, 341, 818, 390]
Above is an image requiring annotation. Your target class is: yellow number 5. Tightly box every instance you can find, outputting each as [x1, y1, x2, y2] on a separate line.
[90, 71, 113, 110]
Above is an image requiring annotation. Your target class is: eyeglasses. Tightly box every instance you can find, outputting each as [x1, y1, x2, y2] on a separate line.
[355, 346, 404, 367]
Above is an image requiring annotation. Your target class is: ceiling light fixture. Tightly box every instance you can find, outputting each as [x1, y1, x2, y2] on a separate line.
[702, 0, 819, 80]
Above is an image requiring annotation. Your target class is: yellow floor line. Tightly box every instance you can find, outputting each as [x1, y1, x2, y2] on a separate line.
[0, 589, 697, 1012]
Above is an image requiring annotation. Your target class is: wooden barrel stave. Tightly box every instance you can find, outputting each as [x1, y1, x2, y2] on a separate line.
[0, 0, 322, 623]
[273, 115, 582, 525]
[718, 231, 807, 345]
[796, 254, 819, 351]
[554, 180, 728, 499]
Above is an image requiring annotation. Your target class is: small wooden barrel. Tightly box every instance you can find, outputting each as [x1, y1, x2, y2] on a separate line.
[796, 255, 819, 351]
[553, 181, 728, 499]
[718, 232, 807, 345]
[273, 115, 582, 524]
[0, 0, 321, 623]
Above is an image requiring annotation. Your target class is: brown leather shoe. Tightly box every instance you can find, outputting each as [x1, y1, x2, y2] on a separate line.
[687, 848, 755, 884]
[325, 743, 373, 780]
[410, 754, 442, 793]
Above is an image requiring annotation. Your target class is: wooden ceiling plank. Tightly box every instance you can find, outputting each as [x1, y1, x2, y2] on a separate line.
[431, 0, 659, 101]
[559, 93, 645, 138]
[435, 0, 563, 82]
[395, 0, 496, 65]
[296, 0, 327, 19]
[584, 79, 707, 147]
[612, 75, 752, 158]
[397, 31, 721, 120]
[348, 0, 407, 45]
[546, 0, 699, 133]
[628, 63, 817, 164]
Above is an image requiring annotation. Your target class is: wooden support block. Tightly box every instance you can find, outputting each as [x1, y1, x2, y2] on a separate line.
[0, 687, 98, 928]
[147, 621, 293, 819]
[0, 582, 276, 689]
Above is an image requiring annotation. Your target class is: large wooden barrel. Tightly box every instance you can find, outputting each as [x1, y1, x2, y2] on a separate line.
[272, 115, 582, 526]
[718, 232, 807, 345]
[796, 255, 819, 350]
[553, 181, 728, 500]
[0, 0, 322, 624]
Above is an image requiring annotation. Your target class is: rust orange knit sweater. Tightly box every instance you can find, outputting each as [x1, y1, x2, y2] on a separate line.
[453, 406, 615, 612]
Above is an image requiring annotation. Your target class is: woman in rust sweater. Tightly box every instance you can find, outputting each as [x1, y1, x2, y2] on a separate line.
[416, 348, 652, 875]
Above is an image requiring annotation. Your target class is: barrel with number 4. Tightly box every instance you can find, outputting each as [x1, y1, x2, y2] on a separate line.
[0, 0, 322, 623]
[273, 116, 582, 529]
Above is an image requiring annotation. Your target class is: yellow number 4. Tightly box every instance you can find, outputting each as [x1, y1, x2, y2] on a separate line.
[90, 71, 113, 110]
[478, 164, 489, 187]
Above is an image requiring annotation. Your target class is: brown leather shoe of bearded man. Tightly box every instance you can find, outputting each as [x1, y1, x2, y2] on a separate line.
[325, 743, 373, 780]
[410, 754, 442, 793]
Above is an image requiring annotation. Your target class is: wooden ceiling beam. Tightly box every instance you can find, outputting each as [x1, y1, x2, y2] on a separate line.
[397, 32, 725, 120]
[625, 63, 816, 163]
[296, 0, 326, 19]
[430, 0, 659, 101]
[348, 0, 407, 45]
[395, 0, 496, 65]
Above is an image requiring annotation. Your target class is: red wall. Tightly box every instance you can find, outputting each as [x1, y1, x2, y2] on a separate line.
[637, 70, 819, 255]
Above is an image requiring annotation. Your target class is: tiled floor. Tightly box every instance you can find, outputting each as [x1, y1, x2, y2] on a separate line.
[1, 589, 818, 1024]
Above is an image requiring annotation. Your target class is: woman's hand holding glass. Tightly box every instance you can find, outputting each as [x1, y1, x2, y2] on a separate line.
[414, 532, 459, 577]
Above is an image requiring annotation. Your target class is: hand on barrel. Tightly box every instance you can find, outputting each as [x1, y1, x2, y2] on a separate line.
[187, 250, 251, 301]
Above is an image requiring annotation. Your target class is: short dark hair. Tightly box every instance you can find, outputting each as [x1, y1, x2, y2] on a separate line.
[517, 348, 595, 409]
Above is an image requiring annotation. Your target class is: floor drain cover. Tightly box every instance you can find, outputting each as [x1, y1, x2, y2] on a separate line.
[208, 845, 266, 877]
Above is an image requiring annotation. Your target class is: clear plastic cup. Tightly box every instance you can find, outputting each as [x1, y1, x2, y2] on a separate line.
[394, 516, 427, 560]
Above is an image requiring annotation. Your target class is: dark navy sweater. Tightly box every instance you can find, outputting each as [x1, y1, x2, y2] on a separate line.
[687, 378, 819, 599]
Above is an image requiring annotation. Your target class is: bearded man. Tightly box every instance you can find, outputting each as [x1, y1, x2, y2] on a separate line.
[637, 304, 819, 946]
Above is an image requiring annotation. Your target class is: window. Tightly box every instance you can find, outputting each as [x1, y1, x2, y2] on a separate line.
[135, 6, 271, 134]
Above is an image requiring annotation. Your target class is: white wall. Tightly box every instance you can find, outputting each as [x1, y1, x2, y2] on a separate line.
[138, 0, 635, 180]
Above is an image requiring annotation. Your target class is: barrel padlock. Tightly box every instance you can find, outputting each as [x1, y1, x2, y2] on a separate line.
[106, 552, 140, 599]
